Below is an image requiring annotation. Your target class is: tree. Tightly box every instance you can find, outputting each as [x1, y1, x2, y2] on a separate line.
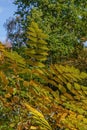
[4, 16, 25, 48]
[5, 0, 87, 63]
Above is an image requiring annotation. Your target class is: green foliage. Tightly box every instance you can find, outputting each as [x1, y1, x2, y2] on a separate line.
[26, 22, 49, 68]
[62, 48, 87, 73]
[5, 0, 87, 63]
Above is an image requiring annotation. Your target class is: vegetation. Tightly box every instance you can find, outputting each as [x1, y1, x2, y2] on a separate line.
[1, 0, 87, 129]
[0, 21, 87, 130]
[5, 0, 87, 63]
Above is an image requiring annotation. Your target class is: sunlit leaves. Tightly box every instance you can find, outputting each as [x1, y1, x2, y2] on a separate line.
[26, 21, 49, 68]
[24, 103, 52, 130]
[0, 33, 87, 130]
[4, 51, 25, 68]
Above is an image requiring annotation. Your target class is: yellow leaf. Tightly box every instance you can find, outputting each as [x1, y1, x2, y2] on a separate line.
[30, 126, 37, 130]
[23, 81, 29, 87]
[24, 103, 44, 118]
[5, 93, 11, 98]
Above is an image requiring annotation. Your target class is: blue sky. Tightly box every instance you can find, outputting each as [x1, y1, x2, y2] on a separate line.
[0, 0, 16, 42]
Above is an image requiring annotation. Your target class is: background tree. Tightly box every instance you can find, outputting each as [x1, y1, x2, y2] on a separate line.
[4, 16, 25, 48]
[5, 0, 87, 63]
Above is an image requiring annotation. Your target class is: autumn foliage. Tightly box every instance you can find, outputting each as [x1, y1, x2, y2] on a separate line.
[0, 22, 87, 130]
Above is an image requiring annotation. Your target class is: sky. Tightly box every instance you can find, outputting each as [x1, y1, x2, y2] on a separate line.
[0, 0, 16, 42]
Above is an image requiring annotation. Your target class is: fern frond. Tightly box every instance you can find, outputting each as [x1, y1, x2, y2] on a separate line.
[26, 21, 49, 68]
[24, 103, 52, 130]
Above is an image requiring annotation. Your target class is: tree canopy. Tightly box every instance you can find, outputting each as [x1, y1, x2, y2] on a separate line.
[5, 0, 87, 63]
